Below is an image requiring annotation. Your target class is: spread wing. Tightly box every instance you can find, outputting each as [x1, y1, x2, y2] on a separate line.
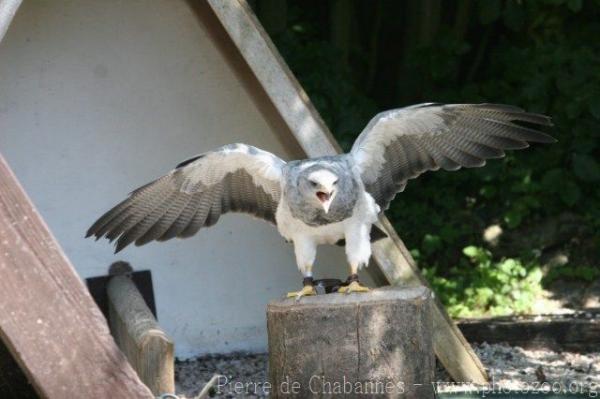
[350, 103, 554, 210]
[86, 143, 285, 252]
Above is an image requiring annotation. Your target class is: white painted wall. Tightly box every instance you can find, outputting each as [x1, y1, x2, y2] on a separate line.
[0, 0, 374, 358]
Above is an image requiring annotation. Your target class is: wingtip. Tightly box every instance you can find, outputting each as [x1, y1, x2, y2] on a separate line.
[536, 132, 557, 144]
[114, 238, 131, 253]
[533, 116, 554, 127]
[85, 229, 101, 240]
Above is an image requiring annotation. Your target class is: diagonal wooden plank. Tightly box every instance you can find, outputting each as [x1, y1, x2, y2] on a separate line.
[0, 0, 22, 43]
[206, 0, 488, 384]
[0, 154, 154, 399]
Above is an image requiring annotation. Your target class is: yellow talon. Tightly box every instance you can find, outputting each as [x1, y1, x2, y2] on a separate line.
[338, 281, 370, 294]
[287, 285, 317, 300]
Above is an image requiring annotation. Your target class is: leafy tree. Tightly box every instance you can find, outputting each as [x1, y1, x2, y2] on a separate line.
[254, 0, 600, 316]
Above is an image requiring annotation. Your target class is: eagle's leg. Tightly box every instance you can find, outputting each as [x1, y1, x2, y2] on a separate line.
[338, 267, 370, 294]
[287, 239, 317, 299]
[339, 225, 371, 294]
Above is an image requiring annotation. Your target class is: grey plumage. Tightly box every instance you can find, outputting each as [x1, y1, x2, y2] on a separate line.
[283, 157, 359, 227]
[87, 143, 284, 252]
[351, 103, 554, 210]
[87, 103, 553, 254]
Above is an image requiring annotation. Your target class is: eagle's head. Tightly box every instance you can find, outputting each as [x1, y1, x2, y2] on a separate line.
[302, 169, 339, 214]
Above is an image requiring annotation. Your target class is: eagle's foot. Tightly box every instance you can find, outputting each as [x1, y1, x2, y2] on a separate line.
[338, 274, 369, 294]
[287, 285, 316, 300]
[338, 281, 370, 294]
[287, 277, 316, 300]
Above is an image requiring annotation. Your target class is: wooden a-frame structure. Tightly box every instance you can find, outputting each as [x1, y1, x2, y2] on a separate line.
[0, 1, 487, 396]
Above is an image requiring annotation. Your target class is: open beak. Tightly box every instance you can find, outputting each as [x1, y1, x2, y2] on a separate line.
[316, 191, 333, 213]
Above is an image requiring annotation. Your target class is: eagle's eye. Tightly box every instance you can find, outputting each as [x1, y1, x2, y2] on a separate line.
[333, 179, 338, 185]
[309, 180, 318, 187]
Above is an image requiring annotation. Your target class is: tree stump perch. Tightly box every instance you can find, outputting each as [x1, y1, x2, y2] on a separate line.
[267, 286, 434, 398]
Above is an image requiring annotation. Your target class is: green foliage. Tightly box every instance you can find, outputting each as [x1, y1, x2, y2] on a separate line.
[422, 246, 543, 317]
[256, 0, 600, 316]
[545, 264, 600, 284]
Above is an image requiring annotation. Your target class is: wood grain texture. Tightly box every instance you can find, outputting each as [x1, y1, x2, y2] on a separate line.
[267, 286, 434, 398]
[108, 275, 175, 396]
[375, 217, 489, 385]
[0, 154, 154, 399]
[206, 0, 488, 384]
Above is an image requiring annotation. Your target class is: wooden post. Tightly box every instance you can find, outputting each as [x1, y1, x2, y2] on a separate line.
[107, 267, 175, 396]
[0, 153, 154, 398]
[267, 287, 434, 398]
[206, 0, 488, 384]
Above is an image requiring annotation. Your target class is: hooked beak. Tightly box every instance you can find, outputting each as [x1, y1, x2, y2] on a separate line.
[316, 190, 334, 213]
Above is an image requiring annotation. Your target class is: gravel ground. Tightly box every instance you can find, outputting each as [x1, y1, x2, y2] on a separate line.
[435, 343, 600, 395]
[176, 353, 268, 398]
[175, 344, 600, 397]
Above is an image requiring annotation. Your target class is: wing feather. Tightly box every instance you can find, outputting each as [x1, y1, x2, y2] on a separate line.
[87, 143, 285, 252]
[351, 103, 554, 209]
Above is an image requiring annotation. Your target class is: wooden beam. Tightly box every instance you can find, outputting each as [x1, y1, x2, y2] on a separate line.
[107, 268, 175, 396]
[206, 0, 488, 384]
[0, 154, 154, 399]
[458, 310, 600, 353]
[374, 217, 490, 385]
[0, 0, 21, 43]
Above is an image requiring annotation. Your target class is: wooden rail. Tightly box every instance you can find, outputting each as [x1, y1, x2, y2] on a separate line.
[459, 310, 600, 353]
[107, 270, 175, 396]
